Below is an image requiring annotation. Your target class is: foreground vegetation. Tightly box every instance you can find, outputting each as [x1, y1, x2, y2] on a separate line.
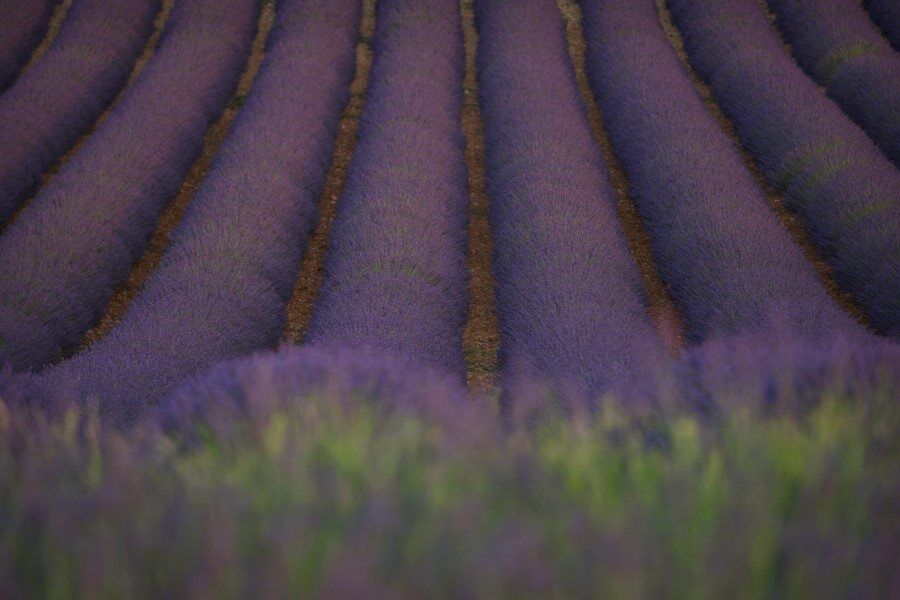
[1, 380, 896, 598]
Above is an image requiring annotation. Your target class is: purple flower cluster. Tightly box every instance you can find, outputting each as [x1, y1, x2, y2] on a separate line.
[475, 0, 665, 397]
[0, 0, 160, 222]
[0, 0, 57, 91]
[157, 345, 470, 441]
[669, 0, 900, 337]
[27, 0, 361, 426]
[579, 0, 863, 343]
[864, 0, 900, 50]
[674, 325, 898, 415]
[0, 0, 261, 372]
[769, 0, 900, 165]
[304, 0, 470, 378]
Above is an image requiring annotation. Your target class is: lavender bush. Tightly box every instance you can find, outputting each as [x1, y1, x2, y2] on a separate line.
[26, 0, 362, 427]
[158, 346, 471, 441]
[579, 0, 863, 344]
[0, 0, 57, 91]
[0, 0, 261, 372]
[864, 0, 900, 50]
[668, 0, 900, 337]
[0, 336, 896, 597]
[769, 0, 900, 165]
[0, 0, 160, 222]
[475, 0, 665, 398]
[305, 0, 470, 378]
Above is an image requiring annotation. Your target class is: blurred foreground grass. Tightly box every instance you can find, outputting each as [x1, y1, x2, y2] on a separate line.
[1, 387, 897, 599]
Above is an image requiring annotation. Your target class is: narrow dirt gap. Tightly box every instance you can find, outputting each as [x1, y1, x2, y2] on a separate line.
[1, 0, 175, 235]
[460, 0, 501, 394]
[282, 0, 377, 344]
[655, 0, 871, 329]
[76, 2, 277, 353]
[19, 0, 73, 73]
[558, 0, 687, 354]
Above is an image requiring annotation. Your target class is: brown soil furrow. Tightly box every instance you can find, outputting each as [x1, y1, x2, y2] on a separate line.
[20, 0, 73, 73]
[282, 0, 376, 344]
[459, 0, 501, 394]
[77, 2, 276, 352]
[2, 0, 174, 235]
[558, 0, 687, 354]
[656, 0, 871, 329]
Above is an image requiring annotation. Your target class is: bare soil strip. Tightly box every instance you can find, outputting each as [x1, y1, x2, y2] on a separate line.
[1, 0, 174, 235]
[459, 0, 501, 394]
[77, 2, 276, 352]
[282, 0, 376, 344]
[19, 0, 73, 73]
[656, 0, 871, 329]
[558, 0, 688, 353]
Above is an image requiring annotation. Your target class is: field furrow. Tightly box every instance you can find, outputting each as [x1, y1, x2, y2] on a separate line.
[669, 0, 900, 337]
[579, 0, 864, 343]
[282, 0, 376, 345]
[304, 0, 470, 378]
[460, 0, 501, 393]
[475, 0, 666, 399]
[769, 0, 900, 166]
[0, 0, 160, 223]
[0, 0, 57, 91]
[0, 0, 262, 371]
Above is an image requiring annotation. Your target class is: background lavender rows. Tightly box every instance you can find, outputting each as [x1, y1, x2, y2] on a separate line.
[0, 0, 896, 422]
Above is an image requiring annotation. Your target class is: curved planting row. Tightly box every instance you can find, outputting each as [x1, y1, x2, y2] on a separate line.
[0, 0, 261, 372]
[474, 0, 664, 397]
[769, 0, 900, 166]
[0, 0, 57, 91]
[579, 0, 863, 343]
[864, 0, 900, 50]
[304, 0, 470, 378]
[668, 0, 900, 337]
[0, 0, 160, 223]
[33, 0, 362, 425]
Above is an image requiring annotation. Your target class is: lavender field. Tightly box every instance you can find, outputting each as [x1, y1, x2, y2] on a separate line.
[0, 0, 898, 596]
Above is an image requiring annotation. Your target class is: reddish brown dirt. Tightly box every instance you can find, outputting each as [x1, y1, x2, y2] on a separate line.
[3, 0, 174, 235]
[21, 0, 72, 72]
[282, 0, 376, 344]
[78, 2, 276, 352]
[655, 0, 871, 330]
[558, 0, 688, 353]
[460, 0, 501, 394]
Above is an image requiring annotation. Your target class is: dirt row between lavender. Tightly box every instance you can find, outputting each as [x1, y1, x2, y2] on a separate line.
[459, 0, 501, 393]
[282, 0, 376, 345]
[20, 0, 72, 74]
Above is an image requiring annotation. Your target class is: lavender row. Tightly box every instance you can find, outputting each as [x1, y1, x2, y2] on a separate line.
[579, 0, 862, 343]
[668, 0, 900, 337]
[769, 0, 900, 165]
[0, 0, 261, 372]
[474, 0, 664, 397]
[304, 0, 470, 379]
[864, 0, 900, 50]
[25, 0, 362, 425]
[0, 0, 160, 223]
[0, 0, 57, 91]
